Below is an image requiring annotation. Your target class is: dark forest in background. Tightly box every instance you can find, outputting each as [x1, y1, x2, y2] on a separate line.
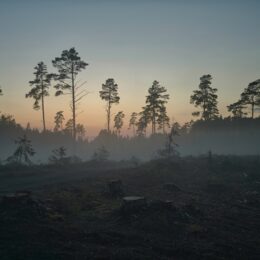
[0, 114, 260, 163]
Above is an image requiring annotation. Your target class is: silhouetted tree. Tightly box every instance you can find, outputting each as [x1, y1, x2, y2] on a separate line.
[0, 85, 3, 96]
[26, 62, 52, 131]
[0, 114, 17, 127]
[190, 74, 219, 120]
[25, 122, 31, 132]
[227, 100, 247, 118]
[157, 106, 170, 133]
[75, 123, 86, 140]
[54, 111, 65, 132]
[129, 112, 138, 136]
[180, 120, 194, 134]
[92, 146, 109, 162]
[64, 119, 73, 136]
[241, 79, 260, 118]
[136, 107, 150, 136]
[7, 135, 35, 165]
[99, 78, 120, 132]
[114, 111, 125, 135]
[52, 48, 88, 140]
[158, 124, 179, 159]
[172, 122, 181, 133]
[145, 80, 169, 134]
[64, 118, 86, 140]
[49, 146, 67, 165]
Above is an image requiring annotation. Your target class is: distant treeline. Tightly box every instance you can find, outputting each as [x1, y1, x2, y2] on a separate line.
[0, 113, 259, 163]
[0, 48, 259, 163]
[1, 48, 259, 143]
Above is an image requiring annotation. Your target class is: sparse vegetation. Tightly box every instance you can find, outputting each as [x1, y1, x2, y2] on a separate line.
[92, 146, 110, 162]
[48, 146, 67, 165]
[0, 156, 259, 259]
[6, 135, 35, 165]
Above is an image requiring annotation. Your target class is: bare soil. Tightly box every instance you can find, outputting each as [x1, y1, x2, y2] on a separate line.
[0, 157, 259, 259]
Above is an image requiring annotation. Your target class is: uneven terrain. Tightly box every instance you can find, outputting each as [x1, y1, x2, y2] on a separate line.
[0, 157, 260, 259]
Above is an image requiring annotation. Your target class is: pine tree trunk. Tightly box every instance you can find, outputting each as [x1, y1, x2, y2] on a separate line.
[163, 122, 165, 134]
[203, 100, 206, 120]
[107, 103, 111, 132]
[41, 80, 46, 132]
[152, 107, 156, 134]
[71, 66, 76, 141]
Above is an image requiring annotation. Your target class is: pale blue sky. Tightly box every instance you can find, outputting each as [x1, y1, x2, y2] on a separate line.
[0, 0, 259, 135]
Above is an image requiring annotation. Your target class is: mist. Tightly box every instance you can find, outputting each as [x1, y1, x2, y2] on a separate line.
[1, 1, 260, 259]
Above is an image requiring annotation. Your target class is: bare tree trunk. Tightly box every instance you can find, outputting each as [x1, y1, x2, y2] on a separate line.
[41, 95, 46, 132]
[252, 103, 254, 119]
[152, 107, 156, 134]
[41, 81, 46, 132]
[107, 102, 111, 132]
[162, 122, 165, 134]
[107, 88, 112, 132]
[71, 66, 76, 141]
[203, 100, 206, 120]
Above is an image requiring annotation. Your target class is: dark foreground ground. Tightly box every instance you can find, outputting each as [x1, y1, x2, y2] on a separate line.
[0, 156, 260, 259]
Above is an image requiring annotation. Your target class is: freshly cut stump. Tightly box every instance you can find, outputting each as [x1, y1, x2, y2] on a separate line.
[121, 196, 147, 213]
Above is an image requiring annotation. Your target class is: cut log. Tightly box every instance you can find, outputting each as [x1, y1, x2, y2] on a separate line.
[108, 179, 124, 197]
[121, 196, 147, 213]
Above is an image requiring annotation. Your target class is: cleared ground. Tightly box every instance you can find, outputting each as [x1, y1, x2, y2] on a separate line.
[0, 157, 259, 259]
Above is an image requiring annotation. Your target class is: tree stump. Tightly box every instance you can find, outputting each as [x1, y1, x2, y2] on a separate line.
[108, 179, 124, 197]
[121, 196, 147, 213]
[2, 190, 32, 205]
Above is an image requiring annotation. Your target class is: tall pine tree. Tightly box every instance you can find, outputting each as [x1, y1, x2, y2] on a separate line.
[26, 62, 51, 131]
[227, 100, 247, 118]
[157, 106, 170, 133]
[145, 80, 169, 134]
[128, 112, 138, 136]
[99, 78, 120, 132]
[114, 111, 125, 135]
[190, 74, 219, 120]
[54, 111, 65, 132]
[52, 48, 88, 140]
[240, 79, 260, 118]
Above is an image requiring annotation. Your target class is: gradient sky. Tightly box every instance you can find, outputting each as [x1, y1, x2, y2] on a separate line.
[0, 0, 259, 137]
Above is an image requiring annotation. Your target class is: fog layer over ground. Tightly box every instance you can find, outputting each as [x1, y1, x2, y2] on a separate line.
[0, 116, 259, 163]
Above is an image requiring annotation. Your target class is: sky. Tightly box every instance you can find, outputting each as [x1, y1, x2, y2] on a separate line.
[0, 0, 259, 137]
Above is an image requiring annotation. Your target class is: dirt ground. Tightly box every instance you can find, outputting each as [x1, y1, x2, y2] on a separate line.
[0, 157, 260, 259]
